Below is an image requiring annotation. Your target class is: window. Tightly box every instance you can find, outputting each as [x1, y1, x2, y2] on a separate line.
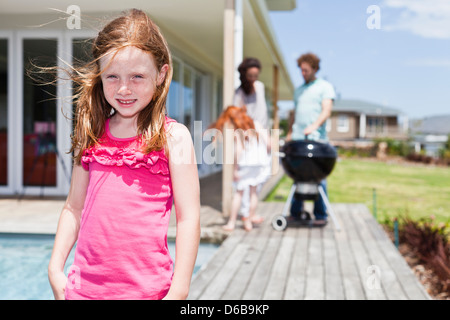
[337, 115, 349, 132]
[214, 78, 223, 121]
[22, 39, 58, 186]
[367, 117, 386, 134]
[72, 38, 93, 139]
[1, 31, 94, 195]
[168, 60, 181, 121]
[183, 67, 193, 130]
[167, 58, 204, 132]
[194, 73, 203, 123]
[0, 39, 7, 185]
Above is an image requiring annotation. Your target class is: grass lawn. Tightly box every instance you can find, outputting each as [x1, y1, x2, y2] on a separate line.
[266, 158, 450, 227]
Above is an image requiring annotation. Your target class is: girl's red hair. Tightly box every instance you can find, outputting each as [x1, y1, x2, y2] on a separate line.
[209, 106, 258, 145]
[209, 106, 255, 132]
[71, 9, 172, 164]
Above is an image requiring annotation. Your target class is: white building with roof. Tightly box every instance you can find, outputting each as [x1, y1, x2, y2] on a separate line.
[0, 0, 295, 200]
[409, 115, 450, 157]
[328, 99, 409, 146]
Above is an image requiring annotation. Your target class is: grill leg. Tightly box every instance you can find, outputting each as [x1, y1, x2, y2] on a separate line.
[281, 184, 297, 217]
[318, 185, 340, 231]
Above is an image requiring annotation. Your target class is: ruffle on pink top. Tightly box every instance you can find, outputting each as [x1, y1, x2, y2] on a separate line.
[81, 117, 175, 176]
[81, 146, 169, 175]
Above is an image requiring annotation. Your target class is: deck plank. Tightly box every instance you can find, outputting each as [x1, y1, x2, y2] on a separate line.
[188, 229, 247, 300]
[332, 204, 366, 300]
[221, 208, 273, 299]
[303, 227, 325, 300]
[349, 204, 407, 300]
[357, 204, 431, 300]
[323, 221, 345, 300]
[199, 241, 250, 300]
[189, 202, 430, 300]
[242, 227, 283, 300]
[263, 227, 296, 299]
[341, 205, 387, 300]
[283, 226, 309, 300]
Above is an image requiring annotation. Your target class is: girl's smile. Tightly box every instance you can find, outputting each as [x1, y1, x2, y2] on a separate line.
[116, 99, 137, 107]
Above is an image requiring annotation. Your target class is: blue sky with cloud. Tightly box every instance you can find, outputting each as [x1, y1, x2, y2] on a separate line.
[269, 0, 450, 119]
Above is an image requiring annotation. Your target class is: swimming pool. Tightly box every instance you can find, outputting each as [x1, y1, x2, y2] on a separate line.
[0, 233, 218, 300]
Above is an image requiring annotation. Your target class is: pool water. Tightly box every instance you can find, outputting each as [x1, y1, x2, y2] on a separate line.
[0, 233, 218, 300]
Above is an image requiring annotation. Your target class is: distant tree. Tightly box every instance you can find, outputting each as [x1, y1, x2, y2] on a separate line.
[438, 133, 450, 161]
[445, 133, 450, 151]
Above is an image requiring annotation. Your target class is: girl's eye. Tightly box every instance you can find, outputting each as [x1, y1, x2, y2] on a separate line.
[132, 75, 144, 79]
[106, 75, 118, 79]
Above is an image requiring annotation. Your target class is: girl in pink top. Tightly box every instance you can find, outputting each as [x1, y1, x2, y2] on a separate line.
[48, 9, 200, 300]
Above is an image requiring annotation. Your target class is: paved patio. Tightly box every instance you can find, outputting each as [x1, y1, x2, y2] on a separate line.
[0, 168, 282, 242]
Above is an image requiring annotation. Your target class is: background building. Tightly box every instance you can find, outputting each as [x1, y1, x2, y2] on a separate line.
[409, 115, 450, 157]
[328, 99, 408, 147]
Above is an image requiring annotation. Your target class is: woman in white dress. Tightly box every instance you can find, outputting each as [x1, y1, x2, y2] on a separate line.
[233, 58, 271, 224]
[234, 57, 269, 130]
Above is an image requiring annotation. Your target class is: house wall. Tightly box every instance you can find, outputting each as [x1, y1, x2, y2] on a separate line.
[365, 116, 406, 139]
[0, 12, 226, 195]
[328, 112, 408, 144]
[0, 3, 294, 196]
[328, 112, 358, 140]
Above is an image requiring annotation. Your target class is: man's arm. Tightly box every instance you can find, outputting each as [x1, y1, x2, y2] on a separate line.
[286, 110, 295, 141]
[303, 98, 333, 136]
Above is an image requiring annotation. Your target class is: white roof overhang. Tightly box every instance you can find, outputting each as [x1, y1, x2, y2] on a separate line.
[0, 0, 294, 99]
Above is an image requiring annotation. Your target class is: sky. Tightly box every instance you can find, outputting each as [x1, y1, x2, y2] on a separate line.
[269, 0, 450, 120]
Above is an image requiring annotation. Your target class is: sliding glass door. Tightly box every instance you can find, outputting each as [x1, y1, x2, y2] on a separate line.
[167, 58, 205, 133]
[0, 39, 7, 186]
[22, 39, 58, 187]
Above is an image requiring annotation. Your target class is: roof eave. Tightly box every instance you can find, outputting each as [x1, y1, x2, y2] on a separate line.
[265, 0, 297, 11]
[249, 0, 295, 98]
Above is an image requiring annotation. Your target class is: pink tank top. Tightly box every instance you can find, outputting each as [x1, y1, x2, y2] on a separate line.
[65, 116, 176, 300]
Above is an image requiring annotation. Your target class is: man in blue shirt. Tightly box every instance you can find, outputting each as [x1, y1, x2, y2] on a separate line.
[287, 52, 336, 226]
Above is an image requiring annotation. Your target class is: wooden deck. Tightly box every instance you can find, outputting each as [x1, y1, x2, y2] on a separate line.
[189, 202, 431, 300]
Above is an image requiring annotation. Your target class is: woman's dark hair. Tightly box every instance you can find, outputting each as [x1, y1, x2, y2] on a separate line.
[237, 57, 261, 95]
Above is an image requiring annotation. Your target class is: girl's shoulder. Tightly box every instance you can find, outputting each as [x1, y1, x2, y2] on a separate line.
[166, 118, 190, 139]
[165, 115, 187, 132]
[165, 118, 193, 157]
[164, 115, 177, 128]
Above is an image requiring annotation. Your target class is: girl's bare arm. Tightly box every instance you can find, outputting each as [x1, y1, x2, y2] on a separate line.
[48, 158, 89, 299]
[165, 123, 201, 300]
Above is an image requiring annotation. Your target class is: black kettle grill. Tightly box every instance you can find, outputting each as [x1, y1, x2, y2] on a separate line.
[272, 138, 340, 231]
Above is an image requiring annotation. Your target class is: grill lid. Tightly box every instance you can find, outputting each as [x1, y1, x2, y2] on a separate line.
[282, 139, 337, 159]
[281, 139, 337, 183]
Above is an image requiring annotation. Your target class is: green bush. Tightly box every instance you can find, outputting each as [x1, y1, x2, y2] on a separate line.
[373, 137, 413, 157]
[396, 215, 450, 292]
[278, 119, 289, 137]
[337, 146, 374, 158]
[438, 134, 450, 163]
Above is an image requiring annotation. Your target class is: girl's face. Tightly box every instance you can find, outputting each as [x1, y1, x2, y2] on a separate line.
[100, 46, 168, 123]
